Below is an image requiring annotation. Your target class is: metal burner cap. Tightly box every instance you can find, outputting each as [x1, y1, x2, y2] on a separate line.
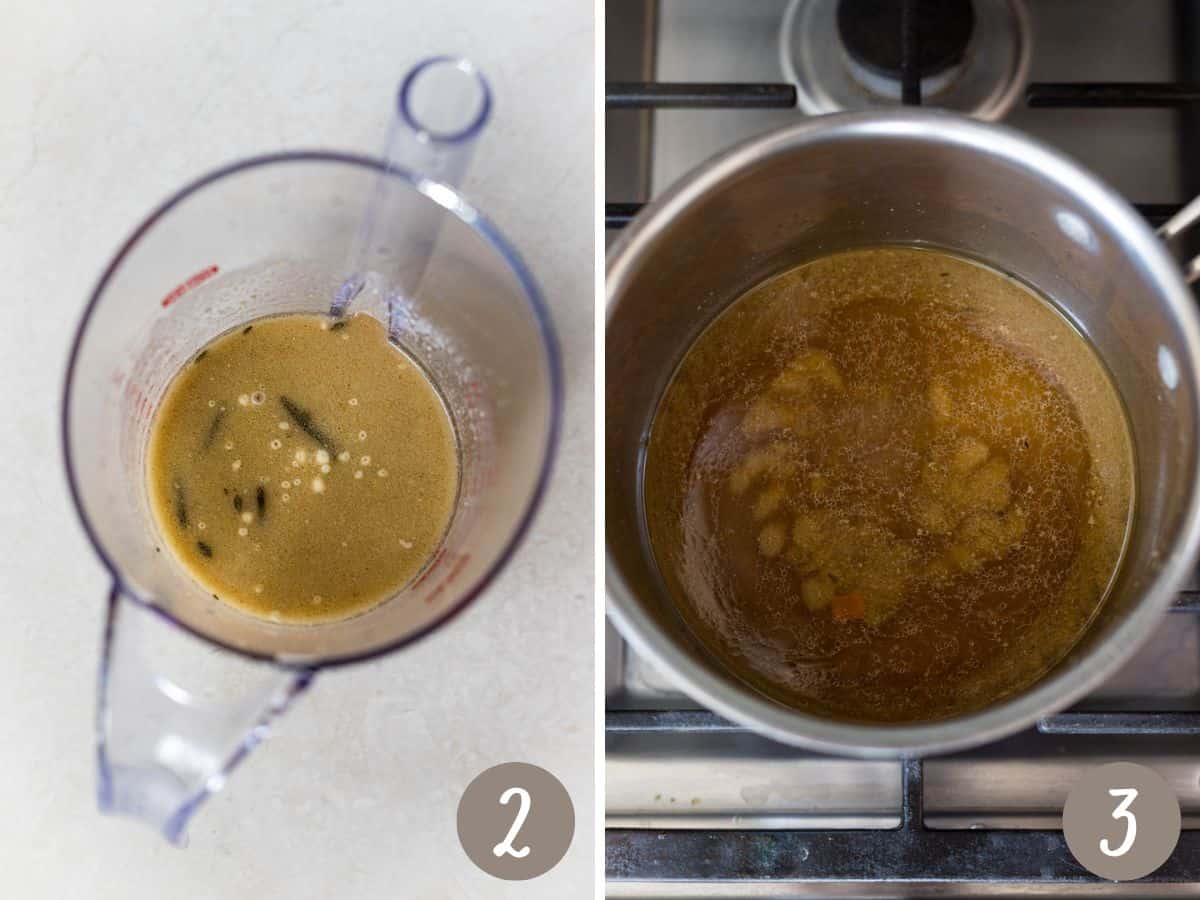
[781, 0, 1032, 120]
[838, 0, 975, 80]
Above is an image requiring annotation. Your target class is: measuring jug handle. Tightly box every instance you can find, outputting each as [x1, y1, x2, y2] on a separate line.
[96, 585, 315, 844]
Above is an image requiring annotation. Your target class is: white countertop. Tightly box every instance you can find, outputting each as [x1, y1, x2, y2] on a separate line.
[0, 1, 594, 897]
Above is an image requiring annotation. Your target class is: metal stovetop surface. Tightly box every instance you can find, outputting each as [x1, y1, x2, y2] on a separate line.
[606, 0, 1200, 894]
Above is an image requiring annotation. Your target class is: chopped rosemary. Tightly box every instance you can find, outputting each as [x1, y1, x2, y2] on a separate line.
[280, 396, 339, 454]
[201, 408, 228, 451]
[173, 480, 188, 527]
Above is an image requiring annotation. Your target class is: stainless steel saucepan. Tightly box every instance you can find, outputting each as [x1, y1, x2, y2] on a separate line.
[606, 109, 1200, 757]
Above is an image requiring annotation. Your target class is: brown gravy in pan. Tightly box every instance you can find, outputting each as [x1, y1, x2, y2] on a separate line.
[645, 247, 1133, 723]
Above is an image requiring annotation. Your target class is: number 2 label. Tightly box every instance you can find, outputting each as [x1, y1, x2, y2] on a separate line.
[1101, 787, 1138, 858]
[458, 762, 574, 879]
[492, 786, 532, 859]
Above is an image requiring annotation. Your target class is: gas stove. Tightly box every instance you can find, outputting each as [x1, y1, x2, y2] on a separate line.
[605, 0, 1200, 894]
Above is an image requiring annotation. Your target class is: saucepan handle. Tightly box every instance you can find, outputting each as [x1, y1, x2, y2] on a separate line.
[1157, 194, 1200, 284]
[97, 585, 314, 844]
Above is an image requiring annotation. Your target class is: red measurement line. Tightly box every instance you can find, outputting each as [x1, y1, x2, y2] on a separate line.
[423, 552, 472, 605]
[160, 265, 219, 308]
[411, 547, 447, 590]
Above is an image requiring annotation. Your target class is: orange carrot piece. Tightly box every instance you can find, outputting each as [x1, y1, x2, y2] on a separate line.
[832, 592, 866, 622]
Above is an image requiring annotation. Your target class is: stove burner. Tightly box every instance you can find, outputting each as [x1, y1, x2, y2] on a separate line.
[780, 0, 1031, 121]
[837, 0, 975, 81]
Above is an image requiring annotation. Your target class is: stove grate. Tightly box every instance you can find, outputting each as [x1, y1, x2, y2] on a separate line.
[607, 759, 1200, 883]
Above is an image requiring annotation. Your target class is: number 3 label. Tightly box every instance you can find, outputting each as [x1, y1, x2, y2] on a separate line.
[1063, 762, 1181, 881]
[493, 787, 532, 859]
[1100, 788, 1137, 858]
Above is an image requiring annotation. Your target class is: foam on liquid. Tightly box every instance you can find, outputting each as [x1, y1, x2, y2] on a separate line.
[644, 247, 1133, 723]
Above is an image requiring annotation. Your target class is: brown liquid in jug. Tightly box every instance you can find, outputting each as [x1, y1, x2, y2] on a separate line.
[147, 313, 458, 623]
[645, 247, 1133, 723]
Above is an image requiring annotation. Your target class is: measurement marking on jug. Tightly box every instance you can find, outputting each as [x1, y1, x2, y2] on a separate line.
[414, 550, 471, 604]
[160, 265, 220, 308]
